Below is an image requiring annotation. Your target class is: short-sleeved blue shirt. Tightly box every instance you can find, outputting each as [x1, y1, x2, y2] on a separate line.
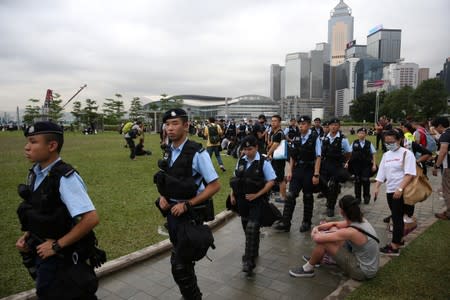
[326, 131, 352, 153]
[31, 158, 95, 218]
[234, 152, 277, 181]
[299, 129, 322, 157]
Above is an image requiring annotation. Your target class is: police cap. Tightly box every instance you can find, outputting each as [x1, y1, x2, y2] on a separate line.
[162, 108, 188, 123]
[328, 117, 340, 124]
[297, 115, 311, 123]
[241, 135, 258, 148]
[25, 121, 63, 137]
[314, 117, 321, 122]
[322, 120, 329, 126]
[357, 127, 367, 133]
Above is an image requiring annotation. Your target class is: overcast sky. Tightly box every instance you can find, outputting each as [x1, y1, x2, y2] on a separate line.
[0, 0, 449, 114]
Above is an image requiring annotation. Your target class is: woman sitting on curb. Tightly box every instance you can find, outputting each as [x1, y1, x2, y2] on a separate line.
[289, 195, 380, 281]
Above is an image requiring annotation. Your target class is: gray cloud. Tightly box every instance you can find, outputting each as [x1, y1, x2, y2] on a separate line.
[0, 0, 449, 114]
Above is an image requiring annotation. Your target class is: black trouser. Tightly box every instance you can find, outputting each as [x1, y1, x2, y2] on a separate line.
[236, 195, 263, 260]
[167, 213, 202, 300]
[387, 193, 404, 244]
[320, 159, 348, 209]
[352, 163, 371, 201]
[283, 164, 315, 225]
[125, 137, 136, 159]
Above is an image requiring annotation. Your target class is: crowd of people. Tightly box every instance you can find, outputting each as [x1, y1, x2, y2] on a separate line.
[14, 110, 449, 300]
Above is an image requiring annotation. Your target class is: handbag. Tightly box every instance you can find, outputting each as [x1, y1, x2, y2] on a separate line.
[402, 151, 432, 205]
[260, 199, 282, 227]
[273, 139, 288, 160]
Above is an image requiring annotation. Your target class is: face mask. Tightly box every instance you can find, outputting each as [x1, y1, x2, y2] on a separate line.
[385, 142, 399, 152]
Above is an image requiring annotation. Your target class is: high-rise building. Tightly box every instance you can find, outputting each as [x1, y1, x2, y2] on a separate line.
[366, 27, 401, 64]
[345, 42, 367, 59]
[354, 58, 384, 98]
[418, 68, 430, 85]
[386, 62, 419, 89]
[284, 52, 310, 99]
[310, 43, 328, 99]
[328, 0, 354, 67]
[437, 57, 450, 93]
[280, 66, 286, 99]
[270, 64, 283, 101]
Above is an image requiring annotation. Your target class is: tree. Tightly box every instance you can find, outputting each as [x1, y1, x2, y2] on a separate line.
[23, 98, 41, 124]
[47, 93, 64, 122]
[129, 97, 144, 121]
[83, 99, 99, 127]
[379, 86, 414, 121]
[103, 96, 125, 125]
[412, 79, 448, 119]
[349, 92, 377, 122]
[71, 101, 82, 126]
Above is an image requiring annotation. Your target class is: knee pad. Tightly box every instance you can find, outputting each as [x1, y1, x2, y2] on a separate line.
[354, 176, 361, 184]
[303, 193, 314, 202]
[361, 177, 370, 183]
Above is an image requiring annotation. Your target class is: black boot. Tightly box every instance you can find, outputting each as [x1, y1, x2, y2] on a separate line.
[300, 194, 314, 232]
[326, 180, 338, 217]
[274, 193, 296, 232]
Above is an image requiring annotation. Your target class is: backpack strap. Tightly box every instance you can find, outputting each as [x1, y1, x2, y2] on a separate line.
[349, 225, 380, 244]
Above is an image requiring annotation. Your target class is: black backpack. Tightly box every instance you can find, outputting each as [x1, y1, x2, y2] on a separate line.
[208, 124, 220, 144]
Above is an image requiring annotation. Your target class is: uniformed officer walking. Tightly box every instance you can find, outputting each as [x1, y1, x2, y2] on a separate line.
[348, 128, 377, 204]
[230, 135, 276, 274]
[155, 109, 221, 299]
[274, 116, 322, 232]
[320, 118, 352, 217]
[16, 121, 101, 299]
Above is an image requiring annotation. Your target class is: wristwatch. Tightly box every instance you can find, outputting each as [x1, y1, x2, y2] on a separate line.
[52, 241, 62, 253]
[397, 188, 403, 192]
[313, 174, 320, 178]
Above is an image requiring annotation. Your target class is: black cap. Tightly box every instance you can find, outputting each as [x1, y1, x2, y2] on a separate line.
[314, 117, 321, 122]
[241, 135, 257, 148]
[162, 108, 188, 123]
[357, 128, 367, 133]
[322, 120, 329, 126]
[328, 117, 340, 124]
[25, 121, 63, 137]
[297, 115, 311, 123]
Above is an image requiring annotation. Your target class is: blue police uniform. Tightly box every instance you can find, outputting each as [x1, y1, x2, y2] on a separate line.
[349, 136, 377, 204]
[275, 127, 322, 232]
[232, 149, 276, 274]
[320, 129, 352, 217]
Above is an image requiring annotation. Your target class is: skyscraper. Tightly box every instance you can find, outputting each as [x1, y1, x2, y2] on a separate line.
[328, 0, 354, 66]
[418, 68, 429, 85]
[270, 64, 283, 101]
[366, 27, 401, 64]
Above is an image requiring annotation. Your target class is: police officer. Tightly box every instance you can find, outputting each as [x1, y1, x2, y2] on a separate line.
[16, 121, 100, 299]
[320, 118, 352, 217]
[230, 135, 276, 274]
[313, 117, 325, 137]
[156, 109, 221, 299]
[284, 118, 300, 144]
[348, 128, 377, 204]
[274, 116, 322, 232]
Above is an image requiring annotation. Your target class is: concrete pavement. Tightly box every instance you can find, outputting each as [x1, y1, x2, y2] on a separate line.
[95, 174, 444, 300]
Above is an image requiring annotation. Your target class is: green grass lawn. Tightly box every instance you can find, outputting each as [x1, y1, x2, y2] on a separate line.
[0, 131, 236, 297]
[347, 220, 450, 300]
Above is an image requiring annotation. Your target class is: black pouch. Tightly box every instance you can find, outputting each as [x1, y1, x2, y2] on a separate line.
[192, 199, 215, 222]
[176, 220, 215, 262]
[260, 199, 282, 227]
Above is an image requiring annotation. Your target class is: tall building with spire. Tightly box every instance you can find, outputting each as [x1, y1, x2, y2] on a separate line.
[328, 0, 354, 66]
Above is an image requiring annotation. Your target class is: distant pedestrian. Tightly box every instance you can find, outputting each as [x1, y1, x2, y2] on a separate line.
[204, 117, 226, 172]
[432, 117, 450, 220]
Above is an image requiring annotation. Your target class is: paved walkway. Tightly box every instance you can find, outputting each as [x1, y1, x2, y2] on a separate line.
[97, 175, 444, 300]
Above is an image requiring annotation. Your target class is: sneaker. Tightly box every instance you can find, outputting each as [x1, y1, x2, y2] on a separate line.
[380, 244, 400, 256]
[317, 192, 325, 199]
[220, 165, 226, 172]
[363, 196, 370, 205]
[302, 255, 320, 268]
[289, 266, 315, 278]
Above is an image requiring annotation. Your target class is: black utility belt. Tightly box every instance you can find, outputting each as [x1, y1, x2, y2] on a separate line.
[296, 160, 314, 166]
